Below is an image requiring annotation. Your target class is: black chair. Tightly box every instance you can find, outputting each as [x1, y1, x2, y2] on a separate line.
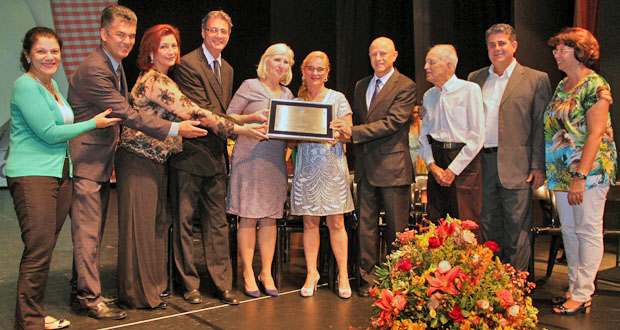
[530, 184, 563, 280]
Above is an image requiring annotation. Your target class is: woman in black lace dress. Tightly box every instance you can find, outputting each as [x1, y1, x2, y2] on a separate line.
[115, 24, 266, 309]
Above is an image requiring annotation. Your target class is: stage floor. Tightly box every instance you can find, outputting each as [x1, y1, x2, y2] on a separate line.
[0, 188, 618, 329]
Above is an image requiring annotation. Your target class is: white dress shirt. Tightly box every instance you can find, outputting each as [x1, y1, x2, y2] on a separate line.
[419, 75, 485, 175]
[482, 59, 517, 148]
[202, 44, 221, 74]
[365, 68, 395, 108]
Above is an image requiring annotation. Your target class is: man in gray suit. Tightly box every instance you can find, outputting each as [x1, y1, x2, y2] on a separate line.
[68, 5, 207, 319]
[468, 24, 551, 271]
[332, 37, 416, 297]
[170, 10, 262, 306]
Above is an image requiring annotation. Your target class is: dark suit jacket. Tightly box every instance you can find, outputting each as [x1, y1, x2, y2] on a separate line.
[170, 47, 234, 177]
[68, 46, 171, 182]
[468, 62, 551, 189]
[351, 69, 417, 187]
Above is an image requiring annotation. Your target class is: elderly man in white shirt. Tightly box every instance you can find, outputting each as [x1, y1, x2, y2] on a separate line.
[419, 45, 485, 233]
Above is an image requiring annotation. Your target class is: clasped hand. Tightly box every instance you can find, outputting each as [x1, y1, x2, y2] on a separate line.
[430, 163, 455, 187]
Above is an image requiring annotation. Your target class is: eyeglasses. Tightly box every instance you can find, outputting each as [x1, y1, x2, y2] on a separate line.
[205, 27, 229, 36]
[305, 66, 326, 73]
[552, 48, 574, 56]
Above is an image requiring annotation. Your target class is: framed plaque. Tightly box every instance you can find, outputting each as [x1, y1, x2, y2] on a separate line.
[266, 99, 335, 141]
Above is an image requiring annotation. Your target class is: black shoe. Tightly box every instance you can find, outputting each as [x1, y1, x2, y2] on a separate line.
[183, 289, 202, 304]
[71, 293, 118, 307]
[152, 301, 167, 310]
[86, 302, 127, 320]
[217, 290, 239, 305]
[160, 290, 171, 299]
[358, 283, 371, 298]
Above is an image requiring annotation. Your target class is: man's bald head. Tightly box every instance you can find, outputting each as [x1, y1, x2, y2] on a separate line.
[369, 37, 398, 78]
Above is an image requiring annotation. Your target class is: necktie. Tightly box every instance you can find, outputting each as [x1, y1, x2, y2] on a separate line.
[115, 66, 122, 92]
[213, 60, 221, 84]
[369, 78, 381, 109]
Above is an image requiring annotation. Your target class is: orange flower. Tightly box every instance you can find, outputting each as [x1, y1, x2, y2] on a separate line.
[495, 289, 515, 307]
[460, 220, 478, 230]
[425, 266, 462, 296]
[435, 219, 457, 238]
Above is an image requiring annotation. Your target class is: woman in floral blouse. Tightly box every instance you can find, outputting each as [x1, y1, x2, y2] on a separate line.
[545, 27, 616, 315]
[115, 24, 266, 309]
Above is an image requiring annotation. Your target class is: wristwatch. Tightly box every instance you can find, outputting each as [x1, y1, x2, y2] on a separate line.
[573, 172, 587, 180]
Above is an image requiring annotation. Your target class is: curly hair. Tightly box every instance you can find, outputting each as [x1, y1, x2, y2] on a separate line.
[548, 27, 599, 68]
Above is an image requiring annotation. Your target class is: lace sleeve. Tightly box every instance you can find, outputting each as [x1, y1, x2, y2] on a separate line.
[143, 70, 235, 139]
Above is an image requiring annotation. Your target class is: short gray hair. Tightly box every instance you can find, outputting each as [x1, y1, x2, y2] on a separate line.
[202, 10, 233, 31]
[429, 44, 458, 72]
[101, 5, 137, 29]
[485, 23, 516, 42]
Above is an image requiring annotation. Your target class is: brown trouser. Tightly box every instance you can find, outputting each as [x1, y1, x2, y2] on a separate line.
[427, 145, 482, 236]
[9, 159, 71, 330]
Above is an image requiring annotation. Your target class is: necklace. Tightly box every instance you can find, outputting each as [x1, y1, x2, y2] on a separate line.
[29, 72, 59, 101]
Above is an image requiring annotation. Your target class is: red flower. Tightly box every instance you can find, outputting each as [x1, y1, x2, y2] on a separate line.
[425, 266, 462, 296]
[397, 259, 413, 272]
[435, 219, 457, 238]
[370, 286, 377, 297]
[484, 241, 500, 252]
[428, 236, 443, 250]
[495, 289, 515, 307]
[448, 305, 464, 322]
[460, 220, 479, 229]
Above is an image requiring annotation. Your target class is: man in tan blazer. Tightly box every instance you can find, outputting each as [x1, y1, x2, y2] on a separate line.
[68, 5, 206, 319]
[468, 24, 551, 271]
[333, 37, 416, 297]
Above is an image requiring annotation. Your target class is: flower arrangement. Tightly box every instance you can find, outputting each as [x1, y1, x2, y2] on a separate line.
[369, 216, 538, 329]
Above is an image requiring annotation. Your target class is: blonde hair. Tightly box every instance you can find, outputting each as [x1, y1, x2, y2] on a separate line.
[257, 43, 294, 86]
[298, 51, 330, 101]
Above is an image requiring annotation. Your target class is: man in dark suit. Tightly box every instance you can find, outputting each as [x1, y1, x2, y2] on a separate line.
[332, 37, 416, 297]
[468, 24, 551, 271]
[171, 10, 258, 306]
[68, 5, 207, 319]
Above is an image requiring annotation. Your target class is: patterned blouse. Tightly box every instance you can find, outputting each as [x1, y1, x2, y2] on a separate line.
[120, 69, 235, 163]
[544, 70, 617, 191]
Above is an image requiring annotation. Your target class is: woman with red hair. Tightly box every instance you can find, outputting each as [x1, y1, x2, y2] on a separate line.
[115, 24, 266, 309]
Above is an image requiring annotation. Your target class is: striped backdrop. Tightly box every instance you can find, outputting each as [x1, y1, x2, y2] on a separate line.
[51, 0, 117, 78]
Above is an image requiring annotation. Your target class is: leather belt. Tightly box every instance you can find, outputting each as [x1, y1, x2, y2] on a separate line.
[483, 147, 498, 153]
[428, 136, 465, 150]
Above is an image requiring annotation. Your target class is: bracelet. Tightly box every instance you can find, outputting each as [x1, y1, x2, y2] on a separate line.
[572, 172, 587, 180]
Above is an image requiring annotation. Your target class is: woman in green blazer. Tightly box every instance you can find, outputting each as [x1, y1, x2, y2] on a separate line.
[8, 27, 119, 330]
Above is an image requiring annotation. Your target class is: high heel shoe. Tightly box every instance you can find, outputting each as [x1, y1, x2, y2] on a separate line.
[551, 295, 570, 305]
[300, 273, 320, 297]
[244, 287, 261, 298]
[552, 300, 591, 315]
[257, 275, 279, 297]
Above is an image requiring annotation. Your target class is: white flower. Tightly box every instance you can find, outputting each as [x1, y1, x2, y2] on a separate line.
[508, 305, 520, 316]
[472, 254, 480, 264]
[462, 230, 476, 244]
[437, 260, 451, 273]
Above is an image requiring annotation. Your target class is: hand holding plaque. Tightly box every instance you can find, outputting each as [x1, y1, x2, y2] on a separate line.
[266, 99, 335, 141]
